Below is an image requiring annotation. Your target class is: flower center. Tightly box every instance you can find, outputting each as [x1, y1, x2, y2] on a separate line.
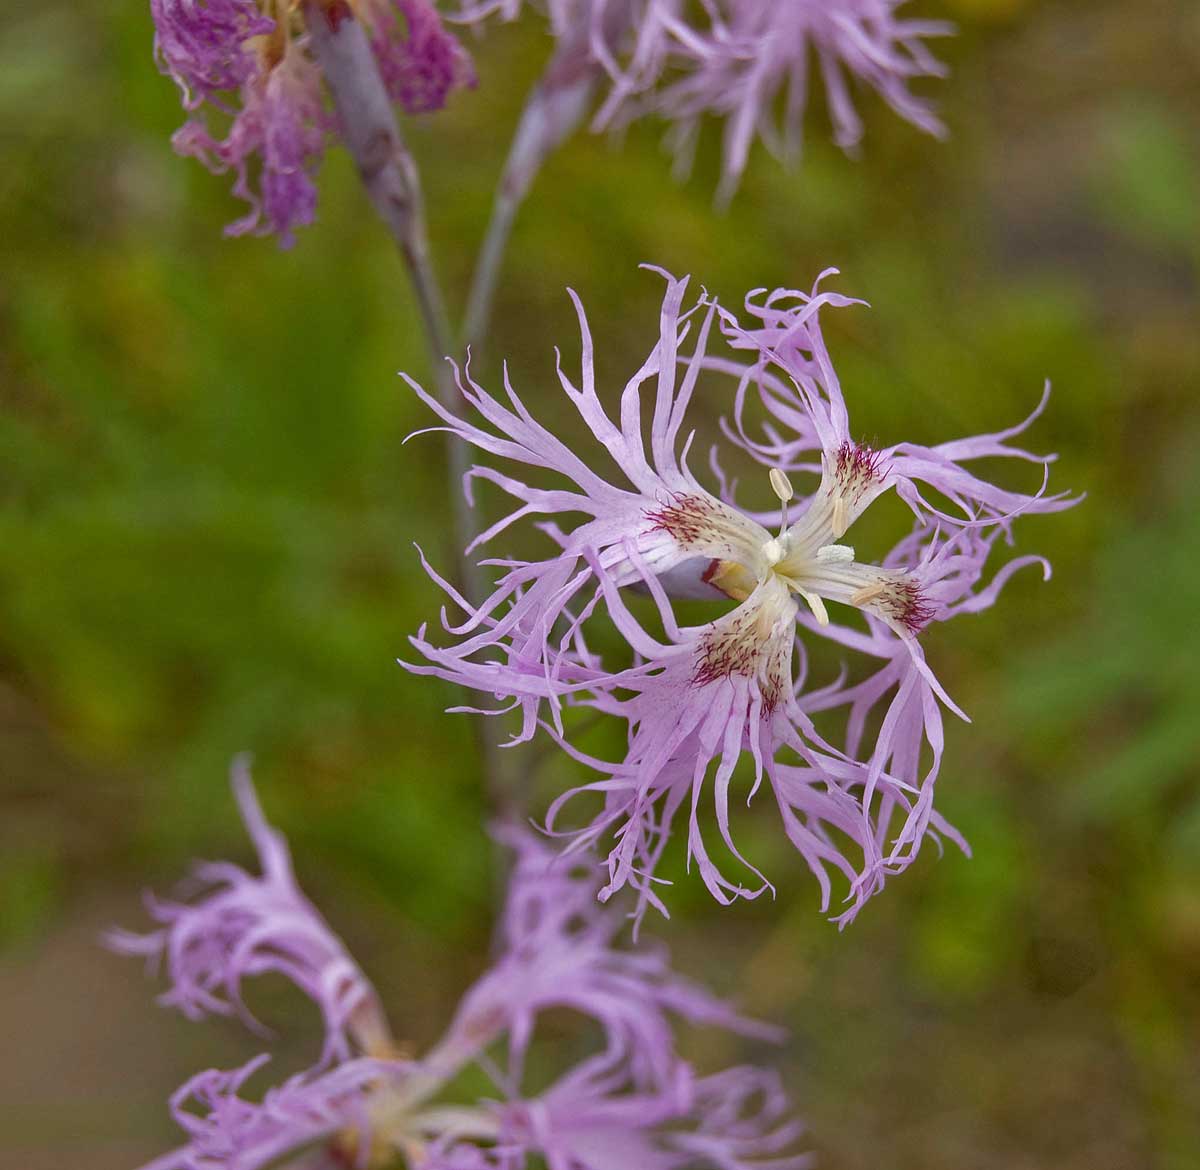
[705, 462, 931, 636]
[755, 466, 846, 626]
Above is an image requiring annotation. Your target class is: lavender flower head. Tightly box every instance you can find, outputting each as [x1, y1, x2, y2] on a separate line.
[457, 0, 950, 200]
[404, 266, 1075, 926]
[141, 1055, 415, 1170]
[118, 767, 808, 1168]
[107, 755, 393, 1064]
[151, 0, 472, 244]
[614, 0, 952, 202]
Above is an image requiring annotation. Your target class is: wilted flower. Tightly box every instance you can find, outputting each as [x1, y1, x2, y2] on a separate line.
[150, 0, 472, 244]
[170, 37, 328, 248]
[118, 767, 806, 1169]
[404, 266, 1074, 924]
[363, 0, 476, 112]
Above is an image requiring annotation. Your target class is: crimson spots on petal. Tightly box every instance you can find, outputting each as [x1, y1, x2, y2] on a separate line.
[852, 576, 935, 635]
[893, 582, 937, 634]
[691, 605, 790, 716]
[834, 440, 887, 499]
[645, 493, 723, 548]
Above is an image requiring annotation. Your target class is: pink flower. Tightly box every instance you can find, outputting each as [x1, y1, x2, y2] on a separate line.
[120, 771, 807, 1170]
[139, 1055, 413, 1170]
[626, 0, 953, 201]
[150, 0, 273, 104]
[426, 827, 778, 1087]
[497, 1055, 811, 1170]
[404, 266, 1075, 924]
[362, 0, 476, 113]
[108, 757, 392, 1064]
[457, 1, 950, 199]
[150, 0, 472, 244]
[172, 39, 328, 247]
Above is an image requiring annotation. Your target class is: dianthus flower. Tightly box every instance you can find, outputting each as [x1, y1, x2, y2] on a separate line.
[613, 0, 952, 202]
[456, 0, 949, 200]
[107, 755, 393, 1064]
[404, 266, 1074, 925]
[151, 0, 472, 244]
[117, 767, 807, 1168]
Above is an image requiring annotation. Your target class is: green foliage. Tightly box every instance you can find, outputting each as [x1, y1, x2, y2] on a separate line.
[1, 1, 1197, 1167]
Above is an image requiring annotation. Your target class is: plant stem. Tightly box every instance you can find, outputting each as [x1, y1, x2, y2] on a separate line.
[304, 0, 515, 820]
[461, 40, 600, 352]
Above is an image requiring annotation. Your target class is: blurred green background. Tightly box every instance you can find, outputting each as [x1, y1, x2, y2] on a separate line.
[2, 1, 1198, 1167]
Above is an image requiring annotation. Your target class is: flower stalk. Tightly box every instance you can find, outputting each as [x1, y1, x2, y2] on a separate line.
[461, 28, 603, 351]
[302, 0, 520, 820]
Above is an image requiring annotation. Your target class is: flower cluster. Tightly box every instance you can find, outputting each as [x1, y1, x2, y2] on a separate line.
[151, 0, 472, 244]
[459, 0, 950, 199]
[405, 266, 1074, 926]
[114, 763, 808, 1169]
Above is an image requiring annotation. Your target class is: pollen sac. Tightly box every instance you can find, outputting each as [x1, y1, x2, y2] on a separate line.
[769, 467, 795, 503]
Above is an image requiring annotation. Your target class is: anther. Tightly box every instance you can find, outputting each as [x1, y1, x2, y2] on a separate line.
[769, 467, 795, 504]
[831, 495, 850, 540]
[797, 587, 830, 627]
[769, 467, 794, 540]
[850, 581, 888, 606]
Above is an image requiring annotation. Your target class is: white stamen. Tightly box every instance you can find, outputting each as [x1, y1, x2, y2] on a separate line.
[830, 494, 850, 540]
[850, 581, 889, 607]
[797, 588, 829, 626]
[816, 543, 855, 563]
[768, 467, 794, 539]
[769, 467, 795, 503]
